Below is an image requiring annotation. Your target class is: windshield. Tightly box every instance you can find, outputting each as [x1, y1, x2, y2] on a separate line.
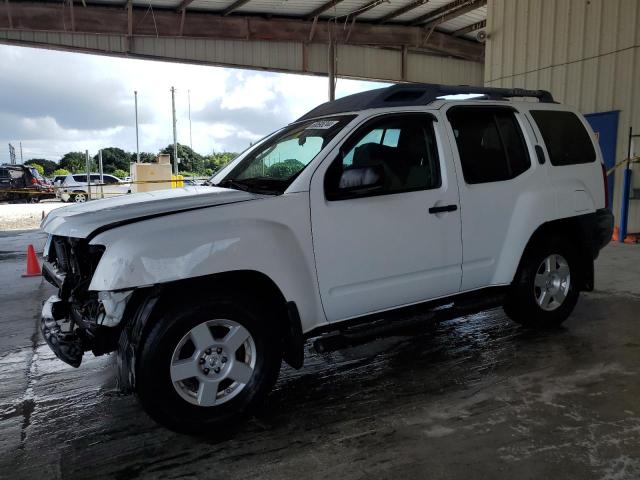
[218, 115, 355, 194]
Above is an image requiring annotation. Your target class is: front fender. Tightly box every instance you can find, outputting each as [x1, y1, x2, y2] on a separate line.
[88, 193, 326, 333]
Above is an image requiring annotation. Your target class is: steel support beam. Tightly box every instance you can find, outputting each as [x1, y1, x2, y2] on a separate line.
[305, 0, 346, 21]
[345, 0, 386, 19]
[3, 0, 11, 29]
[452, 19, 485, 37]
[222, 0, 251, 16]
[377, 0, 429, 24]
[421, 0, 486, 29]
[0, 2, 484, 61]
[410, 0, 475, 26]
[176, 0, 195, 12]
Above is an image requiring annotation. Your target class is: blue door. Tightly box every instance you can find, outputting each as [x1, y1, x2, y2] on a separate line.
[585, 111, 619, 209]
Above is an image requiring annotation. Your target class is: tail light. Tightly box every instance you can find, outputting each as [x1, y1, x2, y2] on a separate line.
[601, 163, 609, 209]
[31, 177, 38, 185]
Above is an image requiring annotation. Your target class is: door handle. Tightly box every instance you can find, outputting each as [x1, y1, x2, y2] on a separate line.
[429, 204, 458, 214]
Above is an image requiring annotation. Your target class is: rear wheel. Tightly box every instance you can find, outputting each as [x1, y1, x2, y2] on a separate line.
[72, 192, 87, 203]
[136, 295, 282, 433]
[504, 238, 580, 328]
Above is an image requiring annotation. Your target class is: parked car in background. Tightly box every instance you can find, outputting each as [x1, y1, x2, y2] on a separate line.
[52, 175, 67, 186]
[58, 173, 131, 203]
[0, 164, 55, 203]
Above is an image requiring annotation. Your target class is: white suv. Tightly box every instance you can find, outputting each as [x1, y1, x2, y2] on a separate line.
[58, 173, 131, 202]
[39, 84, 613, 433]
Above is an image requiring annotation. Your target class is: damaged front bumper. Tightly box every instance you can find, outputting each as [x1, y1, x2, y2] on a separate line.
[40, 290, 133, 368]
[41, 295, 84, 368]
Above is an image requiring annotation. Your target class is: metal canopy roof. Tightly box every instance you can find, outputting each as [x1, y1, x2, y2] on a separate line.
[84, 0, 488, 43]
[0, 0, 486, 83]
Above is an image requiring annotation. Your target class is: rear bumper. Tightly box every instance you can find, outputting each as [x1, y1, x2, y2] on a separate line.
[591, 208, 614, 255]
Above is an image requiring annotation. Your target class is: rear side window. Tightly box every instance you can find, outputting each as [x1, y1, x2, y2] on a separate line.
[0, 168, 8, 179]
[530, 110, 596, 165]
[447, 107, 531, 184]
[73, 175, 86, 182]
[103, 175, 120, 184]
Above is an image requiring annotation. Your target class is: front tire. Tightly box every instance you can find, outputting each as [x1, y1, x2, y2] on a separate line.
[504, 238, 580, 328]
[136, 295, 282, 434]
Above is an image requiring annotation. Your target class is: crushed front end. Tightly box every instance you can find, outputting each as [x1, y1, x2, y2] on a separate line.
[41, 235, 131, 367]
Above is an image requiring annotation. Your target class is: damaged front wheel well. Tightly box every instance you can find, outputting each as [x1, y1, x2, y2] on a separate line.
[117, 270, 304, 392]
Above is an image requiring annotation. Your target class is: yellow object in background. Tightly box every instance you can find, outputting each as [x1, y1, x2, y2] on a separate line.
[171, 175, 184, 188]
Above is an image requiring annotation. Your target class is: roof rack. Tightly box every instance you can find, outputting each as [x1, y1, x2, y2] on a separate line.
[297, 83, 554, 121]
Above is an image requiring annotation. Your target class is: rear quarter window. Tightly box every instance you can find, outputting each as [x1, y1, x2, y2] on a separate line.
[530, 110, 596, 166]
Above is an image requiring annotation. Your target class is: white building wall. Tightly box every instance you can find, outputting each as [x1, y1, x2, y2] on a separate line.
[485, 0, 640, 232]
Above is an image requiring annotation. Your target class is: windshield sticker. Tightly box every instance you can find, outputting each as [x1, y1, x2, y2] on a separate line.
[306, 120, 339, 130]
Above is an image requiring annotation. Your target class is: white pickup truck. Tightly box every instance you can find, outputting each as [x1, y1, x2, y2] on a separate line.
[39, 84, 613, 433]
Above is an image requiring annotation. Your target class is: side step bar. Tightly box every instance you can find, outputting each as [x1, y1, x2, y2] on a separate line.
[312, 289, 506, 354]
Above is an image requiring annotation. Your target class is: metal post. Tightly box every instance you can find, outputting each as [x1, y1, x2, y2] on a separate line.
[19, 142, 23, 163]
[328, 41, 336, 101]
[85, 150, 91, 201]
[619, 126, 635, 243]
[188, 89, 193, 150]
[134, 91, 140, 163]
[171, 86, 178, 175]
[98, 149, 104, 199]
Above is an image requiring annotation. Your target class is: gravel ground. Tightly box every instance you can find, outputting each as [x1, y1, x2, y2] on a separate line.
[0, 201, 66, 230]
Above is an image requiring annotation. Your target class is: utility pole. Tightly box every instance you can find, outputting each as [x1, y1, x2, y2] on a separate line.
[19, 142, 23, 164]
[85, 150, 91, 201]
[171, 86, 178, 175]
[134, 91, 140, 163]
[98, 149, 104, 199]
[188, 89, 193, 150]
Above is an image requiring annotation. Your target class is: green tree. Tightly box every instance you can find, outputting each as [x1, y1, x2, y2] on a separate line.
[53, 168, 70, 176]
[59, 152, 89, 173]
[112, 169, 129, 179]
[266, 159, 305, 179]
[160, 143, 205, 174]
[138, 152, 157, 163]
[25, 159, 58, 176]
[203, 152, 237, 174]
[93, 147, 132, 174]
[28, 163, 45, 176]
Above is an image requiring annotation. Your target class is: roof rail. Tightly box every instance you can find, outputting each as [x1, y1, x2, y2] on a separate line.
[297, 83, 554, 121]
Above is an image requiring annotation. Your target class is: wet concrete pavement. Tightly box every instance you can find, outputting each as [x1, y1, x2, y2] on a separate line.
[1, 229, 640, 479]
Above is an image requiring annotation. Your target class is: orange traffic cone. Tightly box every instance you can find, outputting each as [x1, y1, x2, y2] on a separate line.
[22, 244, 42, 278]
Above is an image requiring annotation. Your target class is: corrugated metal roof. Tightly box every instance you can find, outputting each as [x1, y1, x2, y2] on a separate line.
[98, 0, 486, 41]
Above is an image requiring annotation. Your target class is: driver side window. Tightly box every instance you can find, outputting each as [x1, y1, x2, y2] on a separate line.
[325, 114, 441, 200]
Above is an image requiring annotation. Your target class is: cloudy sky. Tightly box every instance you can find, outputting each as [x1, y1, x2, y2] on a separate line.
[0, 44, 385, 163]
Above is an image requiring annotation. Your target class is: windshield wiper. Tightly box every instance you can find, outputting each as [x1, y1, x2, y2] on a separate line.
[216, 179, 252, 192]
[216, 178, 281, 195]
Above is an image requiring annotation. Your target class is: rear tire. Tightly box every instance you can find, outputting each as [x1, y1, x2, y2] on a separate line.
[504, 237, 580, 329]
[72, 192, 87, 203]
[136, 294, 282, 434]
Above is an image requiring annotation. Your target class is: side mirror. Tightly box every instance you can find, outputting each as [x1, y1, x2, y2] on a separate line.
[328, 165, 385, 200]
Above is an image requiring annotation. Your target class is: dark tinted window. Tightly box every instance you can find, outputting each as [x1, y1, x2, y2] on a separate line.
[530, 110, 595, 165]
[73, 175, 86, 182]
[103, 175, 119, 184]
[0, 168, 8, 179]
[326, 114, 441, 199]
[447, 107, 531, 184]
[90, 174, 101, 182]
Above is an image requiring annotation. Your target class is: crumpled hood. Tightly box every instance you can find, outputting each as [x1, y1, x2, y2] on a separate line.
[42, 186, 260, 238]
